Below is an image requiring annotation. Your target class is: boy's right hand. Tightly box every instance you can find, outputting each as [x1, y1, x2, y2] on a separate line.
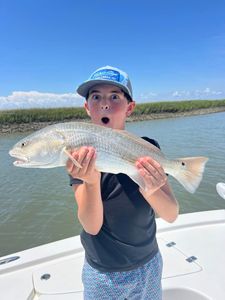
[66, 146, 101, 185]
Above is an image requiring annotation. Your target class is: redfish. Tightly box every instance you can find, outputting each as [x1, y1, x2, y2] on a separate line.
[9, 122, 208, 193]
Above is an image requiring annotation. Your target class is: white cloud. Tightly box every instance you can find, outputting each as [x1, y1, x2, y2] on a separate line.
[202, 87, 222, 95]
[139, 92, 158, 99]
[172, 90, 191, 97]
[1, 87, 224, 110]
[139, 88, 224, 102]
[0, 91, 84, 110]
[171, 88, 223, 100]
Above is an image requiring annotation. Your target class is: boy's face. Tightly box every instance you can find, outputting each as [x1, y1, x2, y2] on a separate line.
[84, 84, 135, 129]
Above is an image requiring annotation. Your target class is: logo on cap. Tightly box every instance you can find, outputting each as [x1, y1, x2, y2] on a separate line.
[91, 69, 127, 85]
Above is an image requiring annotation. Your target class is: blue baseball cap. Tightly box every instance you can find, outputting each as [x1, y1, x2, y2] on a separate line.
[76, 66, 133, 100]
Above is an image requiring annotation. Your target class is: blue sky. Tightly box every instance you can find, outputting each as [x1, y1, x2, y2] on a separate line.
[0, 0, 225, 109]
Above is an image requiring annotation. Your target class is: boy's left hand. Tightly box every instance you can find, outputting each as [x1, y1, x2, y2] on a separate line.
[135, 157, 167, 196]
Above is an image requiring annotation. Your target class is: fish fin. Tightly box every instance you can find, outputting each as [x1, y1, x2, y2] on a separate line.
[63, 148, 82, 169]
[114, 129, 146, 144]
[173, 157, 208, 193]
[114, 129, 164, 155]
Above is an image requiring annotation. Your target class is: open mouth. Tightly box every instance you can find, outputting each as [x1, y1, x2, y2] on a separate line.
[13, 160, 27, 166]
[13, 157, 29, 166]
[101, 117, 110, 124]
[9, 151, 29, 165]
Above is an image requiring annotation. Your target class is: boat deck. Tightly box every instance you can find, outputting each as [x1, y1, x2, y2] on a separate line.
[0, 209, 225, 300]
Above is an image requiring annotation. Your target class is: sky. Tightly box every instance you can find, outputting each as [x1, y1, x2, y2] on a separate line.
[0, 0, 225, 110]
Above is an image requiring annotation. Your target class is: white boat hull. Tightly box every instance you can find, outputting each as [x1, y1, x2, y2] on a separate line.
[1, 210, 225, 299]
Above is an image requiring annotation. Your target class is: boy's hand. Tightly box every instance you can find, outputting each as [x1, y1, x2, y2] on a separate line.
[66, 146, 101, 185]
[135, 157, 167, 196]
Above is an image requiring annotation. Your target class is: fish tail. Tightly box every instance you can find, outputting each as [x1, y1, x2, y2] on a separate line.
[172, 157, 208, 193]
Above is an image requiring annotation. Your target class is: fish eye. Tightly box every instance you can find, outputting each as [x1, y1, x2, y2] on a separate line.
[21, 141, 27, 147]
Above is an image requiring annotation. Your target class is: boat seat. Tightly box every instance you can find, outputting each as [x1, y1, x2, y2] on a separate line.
[33, 252, 84, 295]
[158, 238, 202, 279]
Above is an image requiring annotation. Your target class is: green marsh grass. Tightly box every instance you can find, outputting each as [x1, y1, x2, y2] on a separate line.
[0, 100, 225, 124]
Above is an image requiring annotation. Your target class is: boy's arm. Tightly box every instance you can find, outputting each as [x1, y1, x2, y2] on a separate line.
[136, 157, 179, 223]
[67, 147, 103, 235]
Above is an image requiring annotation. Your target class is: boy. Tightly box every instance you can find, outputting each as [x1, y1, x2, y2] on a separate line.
[67, 66, 179, 299]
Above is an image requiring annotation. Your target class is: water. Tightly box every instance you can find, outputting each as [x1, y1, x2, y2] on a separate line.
[0, 112, 225, 257]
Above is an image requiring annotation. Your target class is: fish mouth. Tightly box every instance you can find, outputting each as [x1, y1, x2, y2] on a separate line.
[9, 150, 29, 165]
[12, 157, 29, 166]
[101, 117, 110, 124]
[13, 160, 28, 166]
[9, 150, 53, 168]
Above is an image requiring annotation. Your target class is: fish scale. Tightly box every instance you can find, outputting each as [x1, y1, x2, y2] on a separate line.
[57, 123, 161, 163]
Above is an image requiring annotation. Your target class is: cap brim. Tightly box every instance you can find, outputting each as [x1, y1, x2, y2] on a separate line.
[77, 79, 132, 99]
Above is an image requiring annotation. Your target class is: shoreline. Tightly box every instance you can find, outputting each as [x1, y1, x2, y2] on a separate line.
[1, 106, 225, 134]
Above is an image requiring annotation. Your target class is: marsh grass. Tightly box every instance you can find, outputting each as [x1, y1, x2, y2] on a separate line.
[133, 99, 225, 115]
[1, 100, 225, 124]
[0, 107, 87, 124]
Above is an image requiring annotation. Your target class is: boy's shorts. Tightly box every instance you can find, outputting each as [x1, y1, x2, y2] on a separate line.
[82, 251, 163, 300]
